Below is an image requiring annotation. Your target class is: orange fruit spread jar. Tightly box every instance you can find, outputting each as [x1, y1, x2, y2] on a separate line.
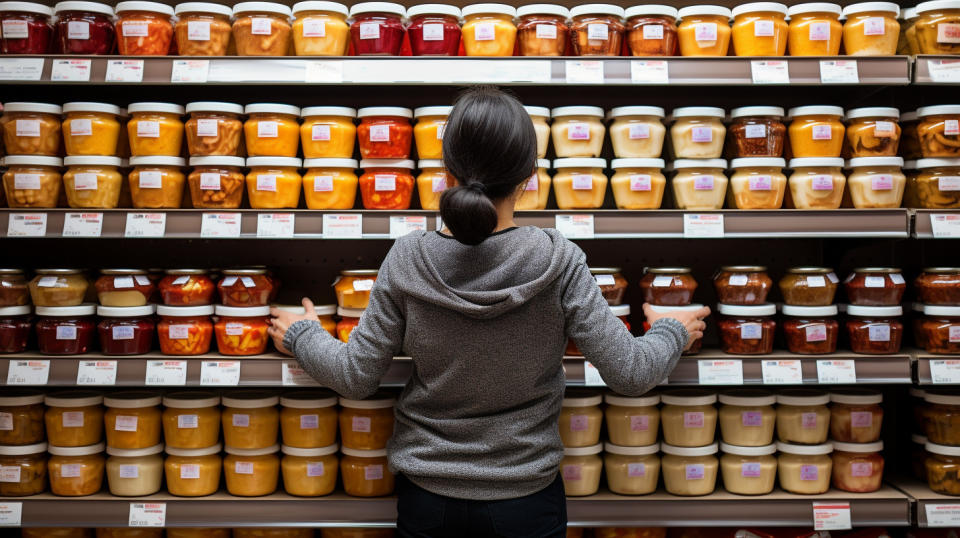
[62, 102, 121, 156]
[677, 5, 732, 56]
[187, 156, 246, 209]
[280, 392, 339, 449]
[787, 3, 843, 56]
[2, 155, 62, 209]
[413, 106, 451, 160]
[292, 1, 350, 56]
[185, 101, 245, 157]
[461, 4, 518, 56]
[303, 158, 358, 210]
[788, 106, 846, 158]
[214, 305, 270, 356]
[128, 102, 184, 156]
[336, 307, 362, 343]
[104, 392, 163, 450]
[244, 103, 301, 157]
[174, 2, 233, 56]
[156, 305, 215, 355]
[1, 102, 61, 156]
[301, 106, 357, 159]
[339, 394, 396, 450]
[357, 107, 414, 159]
[416, 160, 448, 211]
[161, 392, 221, 449]
[115, 1, 174, 55]
[841, 2, 901, 55]
[341, 447, 394, 496]
[129, 156, 186, 209]
[281, 443, 339, 497]
[224, 445, 280, 496]
[232, 1, 293, 56]
[731, 2, 789, 56]
[359, 159, 415, 209]
[335, 270, 378, 309]
[245, 157, 303, 209]
[222, 392, 280, 450]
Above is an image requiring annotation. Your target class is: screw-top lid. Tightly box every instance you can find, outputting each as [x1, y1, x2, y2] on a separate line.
[562, 391, 603, 407]
[162, 391, 220, 409]
[292, 1, 348, 16]
[157, 305, 215, 317]
[35, 305, 97, 316]
[461, 3, 516, 17]
[646, 303, 706, 314]
[63, 101, 121, 115]
[917, 158, 960, 169]
[570, 4, 625, 18]
[777, 442, 833, 455]
[64, 156, 123, 167]
[841, 1, 899, 16]
[413, 106, 453, 118]
[405, 4, 460, 18]
[303, 158, 358, 169]
[829, 389, 882, 405]
[788, 105, 844, 118]
[611, 158, 665, 169]
[672, 106, 725, 119]
[166, 443, 222, 457]
[337, 307, 365, 318]
[215, 305, 271, 317]
[45, 391, 103, 408]
[48, 442, 105, 456]
[607, 106, 666, 119]
[916, 0, 960, 13]
[718, 303, 777, 316]
[1, 102, 61, 115]
[720, 442, 777, 456]
[625, 5, 678, 18]
[341, 446, 388, 458]
[789, 158, 845, 168]
[927, 442, 960, 457]
[104, 391, 162, 408]
[923, 305, 960, 317]
[677, 5, 732, 18]
[551, 106, 605, 118]
[357, 106, 413, 119]
[845, 107, 899, 121]
[661, 442, 719, 456]
[924, 391, 960, 405]
[604, 442, 660, 456]
[107, 443, 164, 457]
[130, 156, 186, 167]
[777, 389, 829, 406]
[0, 442, 47, 456]
[832, 440, 883, 453]
[524, 106, 550, 119]
[281, 443, 339, 457]
[731, 2, 788, 17]
[175, 2, 233, 16]
[517, 4, 570, 18]
[553, 158, 606, 169]
[604, 392, 659, 407]
[280, 391, 338, 408]
[349, 1, 405, 16]
[918, 105, 960, 117]
[845, 305, 902, 317]
[781, 305, 838, 317]
[672, 159, 728, 170]
[233, 1, 292, 16]
[718, 389, 776, 407]
[661, 389, 717, 406]
[339, 394, 396, 409]
[300, 106, 356, 119]
[225, 444, 280, 456]
[247, 157, 302, 168]
[0, 389, 44, 407]
[127, 102, 183, 115]
[847, 156, 904, 168]
[223, 391, 280, 408]
[115, 0, 173, 15]
[730, 158, 786, 169]
[54, 1, 113, 16]
[185, 101, 244, 115]
[97, 305, 156, 317]
[417, 160, 444, 169]
[563, 443, 604, 456]
[0, 306, 31, 317]
[360, 159, 415, 169]
[730, 106, 785, 119]
[787, 2, 842, 16]
[190, 156, 246, 167]
[244, 103, 300, 116]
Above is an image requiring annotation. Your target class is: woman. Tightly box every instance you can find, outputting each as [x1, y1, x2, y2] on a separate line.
[269, 86, 708, 537]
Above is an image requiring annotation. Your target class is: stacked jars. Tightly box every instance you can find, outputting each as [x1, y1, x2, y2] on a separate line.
[357, 107, 415, 210]
[0, 269, 30, 353]
[302, 106, 358, 210]
[1, 102, 62, 209]
[843, 268, 905, 354]
[603, 393, 661, 495]
[922, 391, 960, 495]
[413, 106, 451, 210]
[659, 390, 719, 496]
[157, 269, 216, 356]
[61, 102, 123, 209]
[717, 390, 777, 495]
[279, 392, 339, 496]
[94, 268, 155, 356]
[162, 392, 222, 497]
[30, 267, 96, 356]
[559, 391, 604, 496]
[185, 102, 247, 209]
[222, 391, 281, 496]
[0, 391, 47, 497]
[334, 269, 377, 343]
[779, 267, 841, 354]
[127, 103, 186, 209]
[915, 268, 960, 354]
[338, 394, 396, 497]
[244, 103, 303, 209]
[215, 268, 274, 355]
[102, 392, 164, 496]
[713, 266, 775, 355]
[828, 390, 885, 493]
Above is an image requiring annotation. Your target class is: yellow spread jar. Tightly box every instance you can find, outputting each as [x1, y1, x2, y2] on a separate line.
[303, 158, 358, 210]
[916, 158, 960, 209]
[788, 158, 847, 210]
[62, 102, 121, 156]
[671, 159, 729, 210]
[185, 102, 245, 157]
[671, 107, 726, 159]
[526, 106, 551, 159]
[776, 389, 830, 444]
[105, 444, 164, 496]
[777, 441, 833, 494]
[1, 102, 61, 155]
[280, 392, 339, 448]
[847, 156, 906, 208]
[559, 392, 603, 448]
[551, 106, 606, 158]
[787, 3, 843, 55]
[2, 155, 62, 209]
[222, 392, 280, 450]
[728, 157, 787, 210]
[553, 158, 608, 209]
[301, 106, 356, 159]
[560, 443, 603, 496]
[677, 5, 732, 56]
[731, 2, 789, 56]
[661, 442, 719, 496]
[339, 395, 395, 450]
[842, 2, 901, 55]
[610, 158, 666, 209]
[45, 392, 104, 448]
[846, 107, 901, 158]
[416, 160, 448, 210]
[719, 442, 777, 495]
[788, 106, 846, 158]
[0, 442, 47, 496]
[292, 1, 350, 55]
[244, 104, 301, 157]
[516, 160, 552, 210]
[605, 393, 660, 447]
[246, 157, 303, 209]
[232, 2, 293, 56]
[29, 269, 88, 307]
[48, 442, 105, 496]
[128, 156, 186, 209]
[162, 392, 221, 450]
[608, 106, 667, 159]
[164, 444, 222, 497]
[414, 106, 451, 160]
[604, 442, 660, 495]
[461, 4, 517, 56]
[63, 156, 124, 209]
[188, 156, 247, 209]
[718, 390, 776, 447]
[127, 102, 185, 157]
[341, 446, 394, 497]
[914, 0, 960, 54]
[104, 393, 163, 450]
[902, 7, 921, 54]
[661, 390, 718, 448]
[281, 443, 339, 496]
[224, 444, 280, 496]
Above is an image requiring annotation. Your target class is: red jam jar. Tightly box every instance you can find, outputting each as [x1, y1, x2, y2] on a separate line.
[94, 269, 154, 308]
[717, 303, 776, 355]
[916, 268, 960, 306]
[920, 305, 960, 354]
[0, 306, 31, 353]
[566, 304, 632, 355]
[781, 305, 839, 355]
[713, 265, 773, 306]
[638, 267, 698, 306]
[0, 1, 53, 53]
[357, 107, 414, 159]
[406, 4, 462, 56]
[218, 269, 274, 307]
[516, 4, 570, 56]
[845, 305, 903, 355]
[96, 305, 156, 356]
[36, 305, 96, 355]
[348, 2, 406, 56]
[115, 0, 175, 55]
[54, 1, 116, 55]
[843, 267, 906, 306]
[156, 305, 214, 356]
[359, 159, 416, 210]
[159, 269, 216, 306]
[337, 307, 362, 343]
[644, 304, 704, 355]
[214, 305, 270, 356]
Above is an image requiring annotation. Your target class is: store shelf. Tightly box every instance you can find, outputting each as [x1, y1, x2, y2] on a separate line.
[892, 479, 960, 528]
[913, 209, 960, 239]
[0, 55, 912, 86]
[914, 351, 960, 385]
[913, 56, 960, 84]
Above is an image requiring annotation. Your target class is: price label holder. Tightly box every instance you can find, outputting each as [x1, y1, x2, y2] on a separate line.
[566, 60, 605, 84]
[106, 59, 145, 82]
[816, 360, 856, 384]
[751, 60, 790, 84]
[200, 360, 241, 386]
[145, 360, 188, 386]
[631, 60, 669, 84]
[555, 214, 595, 239]
[62, 212, 103, 237]
[926, 504, 960, 527]
[819, 59, 859, 83]
[282, 361, 321, 386]
[930, 359, 960, 384]
[257, 213, 296, 238]
[323, 214, 363, 238]
[6, 360, 50, 385]
[761, 359, 803, 384]
[583, 361, 606, 386]
[7, 212, 47, 237]
[0, 58, 43, 80]
[0, 502, 22, 526]
[305, 60, 344, 83]
[171, 59, 209, 83]
[389, 215, 427, 238]
[683, 214, 724, 238]
[125, 212, 166, 238]
[77, 360, 118, 385]
[697, 359, 744, 385]
[201, 212, 242, 238]
[813, 502, 852, 531]
[928, 59, 960, 83]
[129, 503, 166, 527]
[930, 213, 960, 238]
[52, 59, 92, 82]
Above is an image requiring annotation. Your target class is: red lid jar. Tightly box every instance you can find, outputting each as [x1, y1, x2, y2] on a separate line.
[218, 269, 274, 307]
[348, 2, 406, 55]
[406, 4, 462, 56]
[36, 305, 96, 355]
[843, 267, 906, 306]
[96, 305, 156, 356]
[359, 159, 416, 210]
[158, 269, 215, 306]
[845, 305, 903, 354]
[337, 307, 363, 343]
[214, 305, 270, 356]
[916, 268, 960, 306]
[713, 265, 773, 306]
[781, 305, 839, 355]
[0, 306, 31, 353]
[0, 1, 53, 53]
[717, 303, 776, 355]
[638, 267, 698, 306]
[156, 305, 214, 356]
[357, 107, 413, 159]
[567, 304, 631, 356]
[920, 305, 960, 354]
[644, 304, 704, 355]
[54, 1, 116, 54]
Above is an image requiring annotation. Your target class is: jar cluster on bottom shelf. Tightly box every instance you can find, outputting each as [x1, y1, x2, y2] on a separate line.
[909, 388, 960, 496]
[18, 530, 395, 538]
[558, 388, 885, 497]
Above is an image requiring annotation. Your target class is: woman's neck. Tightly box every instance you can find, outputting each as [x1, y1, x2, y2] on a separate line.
[493, 198, 518, 232]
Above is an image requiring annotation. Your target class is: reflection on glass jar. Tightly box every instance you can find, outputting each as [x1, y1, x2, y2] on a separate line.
[300, 107, 357, 159]
[2, 155, 63, 208]
[292, 1, 350, 55]
[349, 2, 406, 55]
[406, 4, 461, 56]
[232, 2, 293, 56]
[1, 102, 61, 155]
[729, 106, 785, 158]
[730, 2, 788, 56]
[639, 267, 697, 306]
[187, 156, 246, 209]
[568, 4, 625, 56]
[914, 0, 960, 54]
[844, 267, 906, 306]
[625, 5, 679, 56]
[920, 305, 960, 354]
[0, 391, 44, 446]
[842, 2, 901, 55]
[97, 305, 156, 356]
[787, 3, 842, 56]
[174, 3, 232, 56]
[0, 306, 31, 353]
[461, 4, 517, 56]
[551, 106, 606, 158]
[787, 158, 846, 210]
[846, 157, 906, 208]
[0, 442, 47, 496]
[516, 4, 570, 56]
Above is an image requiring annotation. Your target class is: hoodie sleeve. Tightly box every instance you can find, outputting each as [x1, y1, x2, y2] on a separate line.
[562, 256, 688, 396]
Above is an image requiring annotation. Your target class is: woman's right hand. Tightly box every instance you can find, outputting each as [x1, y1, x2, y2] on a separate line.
[642, 303, 711, 351]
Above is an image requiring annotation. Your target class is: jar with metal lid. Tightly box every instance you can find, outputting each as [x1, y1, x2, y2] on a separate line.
[63, 156, 124, 209]
[713, 266, 772, 305]
[604, 393, 659, 447]
[222, 391, 280, 450]
[281, 443, 339, 496]
[406, 4, 461, 56]
[729, 107, 786, 158]
[164, 443, 222, 496]
[787, 3, 843, 55]
[359, 159, 415, 210]
[1, 102, 61, 155]
[280, 392, 338, 449]
[608, 106, 666, 159]
[47, 442, 105, 496]
[782, 305, 840, 354]
[671, 107, 726, 159]
[461, 3, 517, 56]
[561, 443, 603, 496]
[0, 391, 44, 446]
[719, 442, 777, 495]
[157, 305, 214, 355]
[339, 394, 395, 450]
[610, 158, 666, 209]
[830, 389, 883, 443]
[625, 5, 678, 56]
[638, 267, 697, 306]
[717, 303, 776, 355]
[526, 106, 551, 159]
[0, 306, 31, 353]
[105, 443, 163, 496]
[671, 159, 729, 210]
[916, 158, 960, 209]
[94, 269, 153, 307]
[660, 389, 717, 448]
[173, 2, 232, 56]
[301, 107, 357, 159]
[787, 158, 846, 210]
[661, 442, 719, 496]
[0, 2, 53, 53]
[552, 158, 608, 209]
[244, 104, 301, 158]
[341, 446, 394, 496]
[0, 442, 47, 496]
[777, 442, 833, 494]
[516, 4, 570, 56]
[776, 389, 830, 444]
[569, 4, 625, 56]
[96, 305, 155, 356]
[0, 270, 29, 308]
[604, 442, 659, 495]
[914, 0, 960, 54]
[718, 390, 775, 447]
[844, 267, 906, 306]
[104, 392, 162, 450]
[161, 392, 221, 450]
[920, 305, 960, 354]
[185, 102, 244, 157]
[232, 2, 292, 56]
[842, 2, 901, 55]
[918, 105, 960, 159]
[788, 106, 845, 158]
[781, 268, 839, 306]
[559, 392, 603, 448]
[349, 2, 406, 55]
[54, 1, 115, 54]
[292, 1, 350, 55]
[36, 305, 96, 355]
[187, 156, 246, 209]
[224, 444, 280, 496]
[2, 155, 62, 209]
[845, 305, 903, 354]
[846, 107, 901, 158]
[731, 2, 789, 56]
[832, 440, 884, 493]
[676, 5, 732, 56]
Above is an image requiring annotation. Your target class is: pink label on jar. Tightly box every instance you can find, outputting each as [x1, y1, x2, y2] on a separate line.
[630, 415, 650, 431]
[753, 20, 775, 36]
[851, 462, 873, 477]
[748, 176, 772, 191]
[524, 175, 538, 191]
[314, 176, 333, 192]
[307, 462, 325, 477]
[683, 411, 704, 428]
[868, 324, 891, 342]
[235, 461, 254, 474]
[630, 174, 652, 191]
[812, 125, 833, 140]
[352, 416, 371, 433]
[61, 464, 82, 478]
[570, 414, 590, 432]
[112, 326, 135, 340]
[863, 17, 886, 35]
[562, 464, 582, 481]
[742, 411, 763, 426]
[871, 175, 893, 190]
[851, 411, 873, 428]
[364, 465, 384, 480]
[629, 123, 650, 139]
[809, 22, 830, 40]
[685, 464, 705, 480]
[805, 324, 828, 342]
[232, 413, 249, 427]
[741, 462, 762, 477]
[628, 463, 646, 477]
[939, 23, 960, 43]
[691, 126, 713, 143]
[369, 124, 390, 142]
[946, 120, 960, 136]
[811, 175, 835, 191]
[567, 123, 591, 140]
[801, 412, 818, 428]
[950, 326, 960, 343]
[311, 124, 331, 141]
[694, 22, 717, 41]
[694, 176, 715, 190]
[250, 17, 272, 35]
[180, 464, 200, 479]
[800, 464, 819, 481]
[474, 22, 496, 41]
[572, 174, 594, 190]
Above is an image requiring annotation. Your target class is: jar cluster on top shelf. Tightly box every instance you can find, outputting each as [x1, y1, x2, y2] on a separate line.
[17, 530, 394, 538]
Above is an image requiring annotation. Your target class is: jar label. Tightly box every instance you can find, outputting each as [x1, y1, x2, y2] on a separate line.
[300, 414, 319, 429]
[307, 462, 325, 477]
[851, 411, 873, 428]
[232, 413, 250, 427]
[359, 21, 380, 39]
[311, 124, 331, 141]
[567, 123, 592, 140]
[56, 325, 77, 340]
[224, 322, 244, 336]
[139, 171, 163, 189]
[588, 23, 609, 40]
[180, 464, 200, 479]
[62, 411, 84, 428]
[303, 19, 326, 38]
[0, 413, 11, 430]
[13, 174, 41, 190]
[630, 415, 649, 431]
[630, 174, 652, 192]
[652, 275, 674, 287]
[251, 17, 273, 35]
[800, 464, 819, 480]
[235, 461, 254, 474]
[871, 175, 893, 191]
[691, 126, 713, 143]
[178, 414, 199, 429]
[122, 21, 150, 37]
[15, 119, 40, 137]
[940, 177, 960, 192]
[422, 23, 445, 41]
[115, 415, 139, 432]
[872, 121, 896, 137]
[694, 176, 715, 190]
[572, 174, 594, 190]
[628, 124, 650, 140]
[257, 121, 278, 138]
[71, 118, 93, 136]
[683, 411, 704, 428]
[694, 22, 717, 42]
[595, 274, 616, 286]
[369, 124, 390, 142]
[364, 464, 384, 481]
[38, 276, 60, 287]
[60, 463, 83, 478]
[313, 175, 334, 192]
[827, 272, 839, 283]
[946, 119, 960, 136]
[0, 466, 21, 483]
[801, 412, 818, 428]
[863, 17, 885, 36]
[748, 176, 773, 191]
[811, 175, 835, 191]
[68, 20, 90, 40]
[568, 414, 589, 432]
[196, 119, 218, 137]
[353, 279, 374, 291]
[474, 22, 496, 41]
[169, 325, 190, 340]
[374, 174, 397, 191]
[864, 276, 885, 288]
[729, 274, 749, 286]
[112, 326, 135, 340]
[643, 24, 664, 40]
[536, 24, 558, 39]
[114, 276, 134, 289]
[938, 23, 960, 43]
[742, 411, 763, 426]
[811, 125, 833, 140]
[188, 20, 211, 41]
[73, 173, 99, 191]
[889, 273, 904, 285]
[431, 174, 447, 193]
[753, 20, 775, 37]
[352, 416, 372, 432]
[807, 275, 826, 288]
[741, 462, 762, 477]
[562, 464, 582, 481]
[685, 464, 705, 480]
[806, 323, 828, 342]
[200, 173, 221, 190]
[851, 462, 873, 477]
[1, 20, 28, 39]
[257, 175, 278, 192]
[118, 464, 139, 478]
[172, 276, 190, 286]
[868, 324, 891, 342]
[950, 326, 960, 343]
[525, 174, 539, 191]
[745, 124, 766, 139]
[741, 323, 763, 340]
[136, 120, 161, 140]
[808, 22, 830, 41]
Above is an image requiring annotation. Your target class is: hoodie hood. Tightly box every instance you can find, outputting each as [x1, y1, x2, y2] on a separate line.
[389, 227, 582, 320]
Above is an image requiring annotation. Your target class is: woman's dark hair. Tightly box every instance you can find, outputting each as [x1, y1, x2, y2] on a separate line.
[440, 85, 537, 245]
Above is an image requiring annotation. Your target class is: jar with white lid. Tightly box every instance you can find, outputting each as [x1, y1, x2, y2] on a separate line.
[730, 2, 789, 56]
[782, 304, 840, 354]
[925, 441, 960, 494]
[104, 392, 162, 450]
[157, 304, 214, 355]
[161, 392, 221, 449]
[660, 389, 717, 448]
[841, 2, 901, 56]
[0, 391, 43, 447]
[516, 4, 570, 56]
[552, 158, 608, 209]
[292, 1, 349, 55]
[830, 389, 883, 443]
[661, 442, 719, 496]
[525, 106, 551, 159]
[300, 106, 356, 159]
[918, 105, 960, 159]
[625, 5, 679, 56]
[415, 159, 446, 211]
[232, 2, 293, 56]
[568, 4, 626, 56]
[610, 158, 666, 209]
[173, 2, 233, 56]
[516, 159, 551, 211]
[728, 157, 787, 209]
[729, 106, 786, 158]
[604, 442, 660, 495]
[127, 102, 185, 157]
[776, 389, 831, 444]
[2, 155, 62, 209]
[832, 440, 884, 492]
[129, 156, 186, 209]
[788, 106, 845, 158]
[846, 107, 901, 158]
[339, 394, 396, 450]
[280, 392, 338, 448]
[281, 443, 339, 496]
[246, 156, 303, 209]
[915, 158, 960, 209]
[778, 441, 833, 494]
[717, 303, 776, 355]
[303, 158, 359, 210]
[244, 103, 301, 158]
[788, 158, 846, 210]
[605, 393, 660, 447]
[461, 3, 517, 56]
[63, 156, 123, 209]
[924, 392, 960, 446]
[608, 106, 666, 159]
[48, 442, 105, 496]
[559, 392, 603, 448]
[105, 443, 163, 496]
[341, 446, 394, 496]
[560, 443, 603, 496]
[0, 102, 61, 156]
[920, 304, 960, 354]
[914, 0, 960, 54]
[44, 392, 104, 448]
[406, 4, 462, 56]
[677, 5, 732, 56]
[718, 390, 775, 447]
[670, 107, 726, 159]
[359, 158, 416, 209]
[164, 443, 222, 496]
[412, 106, 451, 160]
[787, 3, 843, 56]
[222, 391, 280, 450]
[184, 101, 245, 157]
[0, 442, 46, 496]
[551, 106, 605, 158]
[114, 1, 174, 55]
[671, 158, 729, 210]
[719, 442, 777, 495]
[224, 444, 280, 496]
[846, 156, 905, 208]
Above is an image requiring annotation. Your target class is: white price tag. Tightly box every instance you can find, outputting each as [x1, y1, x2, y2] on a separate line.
[813, 503, 852, 531]
[200, 361, 241, 386]
[931, 359, 960, 384]
[7, 212, 47, 237]
[51, 59, 92, 81]
[171, 59, 209, 83]
[77, 360, 118, 385]
[0, 502, 22, 526]
[697, 360, 744, 385]
[125, 212, 166, 238]
[816, 360, 856, 384]
[819, 60, 859, 83]
[106, 59, 145, 82]
[257, 213, 295, 238]
[389, 216, 427, 238]
[751, 60, 790, 84]
[305, 60, 344, 83]
[555, 214, 595, 239]
[282, 361, 321, 386]
[930, 213, 960, 238]
[630, 60, 669, 84]
[928, 59, 960, 83]
[201, 213, 242, 238]
[761, 360, 803, 384]
[129, 503, 166, 527]
[566, 60, 605, 84]
[62, 212, 103, 237]
[683, 214, 724, 238]
[0, 58, 42, 80]
[145, 360, 188, 386]
[926, 504, 960, 527]
[583, 361, 605, 386]
[6, 360, 49, 385]
[323, 214, 363, 238]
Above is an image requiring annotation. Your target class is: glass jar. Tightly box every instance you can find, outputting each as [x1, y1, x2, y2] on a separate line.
[551, 106, 606, 158]
[844, 267, 906, 306]
[341, 447, 394, 497]
[97, 305, 155, 356]
[187, 156, 246, 209]
[842, 2, 901, 55]
[671, 107, 726, 159]
[925, 392, 960, 446]
[335, 270, 378, 309]
[716, 303, 776, 354]
[661, 442, 719, 496]
[54, 1, 115, 54]
[918, 270, 960, 306]
[787, 158, 846, 210]
[776, 389, 831, 445]
[777, 442, 833, 494]
[232, 2, 292, 56]
[222, 392, 280, 450]
[914, 0, 960, 54]
[918, 106, 960, 160]
[660, 390, 717, 447]
[846, 305, 903, 354]
[128, 156, 186, 209]
[916, 158, 960, 209]
[787, 3, 843, 55]
[0, 442, 47, 496]
[607, 107, 667, 165]
[115, 1, 174, 55]
[0, 2, 53, 53]
[552, 158, 608, 209]
[569, 4, 625, 56]
[48, 442, 105, 496]
[846, 156, 906, 208]
[0, 391, 44, 446]
[292, 1, 349, 55]
[162, 392, 220, 450]
[604, 393, 659, 447]
[926, 441, 960, 494]
[902, 110, 923, 159]
[729, 106, 786, 158]
[638, 267, 697, 306]
[224, 444, 280, 496]
[244, 104, 301, 158]
[830, 389, 883, 443]
[415, 160, 446, 210]
[677, 5, 732, 56]
[604, 442, 659, 495]
[36, 305, 96, 355]
[105, 443, 163, 496]
[185, 102, 244, 157]
[516, 4, 569, 56]
[349, 2, 405, 55]
[0, 306, 30, 353]
[156, 305, 215, 355]
[610, 158, 666, 210]
[671, 159, 729, 209]
[302, 158, 359, 210]
[559, 392, 603, 448]
[301, 106, 357, 159]
[1, 102, 61, 156]
[214, 305, 270, 356]
[921, 305, 960, 353]
[413, 106, 450, 160]
[280, 392, 338, 449]
[45, 392, 103, 448]
[731, 2, 788, 55]
[0, 269, 29, 307]
[159, 270, 215, 306]
[336, 308, 362, 342]
[30, 269, 88, 307]
[2, 155, 63, 209]
[718, 390, 775, 447]
[174, 3, 232, 56]
[357, 107, 413, 159]
[713, 266, 772, 306]
[846, 107, 901, 158]
[719, 442, 777, 495]
[515, 159, 551, 210]
[625, 5, 678, 56]
[62, 102, 121, 156]
[782, 305, 839, 354]
[831, 441, 884, 493]
[359, 159, 415, 210]
[788, 106, 845, 158]
[560, 443, 603, 496]
[461, 3, 516, 56]
[63, 156, 124, 209]
[728, 157, 787, 209]
[245, 157, 303, 209]
[339, 395, 395, 450]
[127, 102, 184, 157]
[104, 393, 162, 450]
[165, 444, 222, 496]
[526, 106, 551, 159]
[590, 268, 628, 306]
[95, 269, 153, 307]
[281, 444, 339, 496]
[406, 4, 461, 56]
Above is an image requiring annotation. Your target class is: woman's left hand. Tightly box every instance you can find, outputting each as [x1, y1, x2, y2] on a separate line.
[269, 298, 319, 356]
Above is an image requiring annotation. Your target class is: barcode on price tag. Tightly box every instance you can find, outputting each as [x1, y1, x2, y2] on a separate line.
[751, 60, 790, 84]
[389, 216, 427, 238]
[257, 213, 295, 238]
[125, 212, 166, 237]
[816, 360, 856, 384]
[201, 213, 242, 238]
[931, 214, 960, 238]
[282, 361, 321, 386]
[51, 59, 92, 81]
[698, 360, 744, 385]
[819, 60, 859, 83]
[323, 214, 363, 238]
[813, 503, 851, 530]
[6, 360, 49, 385]
[129, 503, 166, 527]
[145, 360, 187, 386]
[566, 60, 604, 84]
[931, 360, 960, 384]
[62, 212, 103, 237]
[170, 59, 209, 83]
[926, 504, 960, 527]
[200, 361, 241, 386]
[7, 212, 47, 237]
[0, 502, 22, 526]
[631, 60, 669, 84]
[761, 360, 803, 384]
[77, 360, 118, 385]
[583, 361, 605, 386]
[683, 214, 724, 238]
[555, 214, 595, 239]
[106, 59, 145, 82]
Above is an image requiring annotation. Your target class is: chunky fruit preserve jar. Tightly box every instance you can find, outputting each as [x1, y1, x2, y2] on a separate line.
[846, 305, 903, 354]
[214, 306, 270, 356]
[54, 1, 116, 54]
[348, 2, 405, 55]
[782, 305, 839, 355]
[920, 305, 960, 354]
[916, 268, 960, 305]
[357, 107, 413, 159]
[717, 303, 776, 355]
[95, 269, 154, 307]
[516, 4, 570, 56]
[359, 159, 416, 210]
[0, 306, 31, 353]
[0, 1, 53, 53]
[638, 267, 698, 306]
[713, 266, 773, 305]
[159, 270, 216, 306]
[115, 0, 175, 55]
[97, 305, 156, 356]
[35, 305, 96, 355]
[407, 4, 461, 56]
[218, 269, 274, 307]
[157, 305, 214, 356]
[844, 267, 906, 306]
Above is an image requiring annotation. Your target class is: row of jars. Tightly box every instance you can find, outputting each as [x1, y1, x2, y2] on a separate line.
[3, 0, 959, 58]
[17, 532, 389, 538]
[912, 390, 960, 496]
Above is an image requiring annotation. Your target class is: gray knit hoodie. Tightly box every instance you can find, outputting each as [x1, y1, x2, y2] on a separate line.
[284, 226, 688, 500]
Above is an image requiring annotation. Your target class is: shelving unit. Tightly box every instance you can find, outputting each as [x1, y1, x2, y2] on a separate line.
[913, 56, 960, 85]
[891, 480, 960, 528]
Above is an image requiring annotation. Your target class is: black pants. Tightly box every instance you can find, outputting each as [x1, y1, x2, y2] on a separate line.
[395, 474, 568, 538]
